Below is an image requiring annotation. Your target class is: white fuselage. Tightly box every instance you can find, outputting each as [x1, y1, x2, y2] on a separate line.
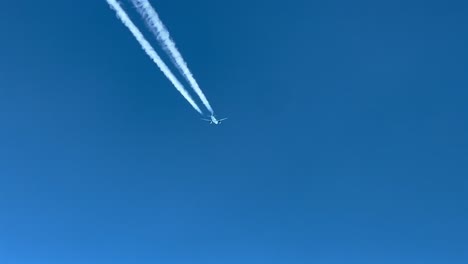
[210, 116, 219, 124]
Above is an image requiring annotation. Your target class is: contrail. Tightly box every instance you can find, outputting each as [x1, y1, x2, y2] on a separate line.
[105, 0, 202, 114]
[131, 0, 214, 114]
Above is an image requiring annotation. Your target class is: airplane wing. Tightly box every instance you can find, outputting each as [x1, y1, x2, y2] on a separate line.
[201, 118, 211, 121]
[219, 118, 228, 121]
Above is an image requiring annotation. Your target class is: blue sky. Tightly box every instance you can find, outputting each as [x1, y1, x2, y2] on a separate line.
[0, 0, 467, 263]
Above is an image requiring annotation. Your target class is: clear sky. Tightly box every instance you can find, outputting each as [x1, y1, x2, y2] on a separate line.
[0, 0, 466, 263]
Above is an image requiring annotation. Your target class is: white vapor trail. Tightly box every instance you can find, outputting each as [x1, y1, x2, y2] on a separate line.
[106, 0, 202, 114]
[131, 0, 214, 114]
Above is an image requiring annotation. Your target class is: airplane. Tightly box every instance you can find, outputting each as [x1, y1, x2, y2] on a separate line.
[201, 115, 228, 125]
